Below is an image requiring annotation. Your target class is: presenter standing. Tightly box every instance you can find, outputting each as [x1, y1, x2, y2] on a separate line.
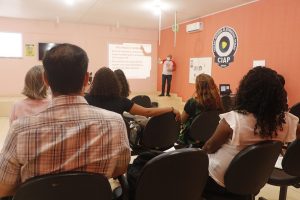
[159, 54, 175, 97]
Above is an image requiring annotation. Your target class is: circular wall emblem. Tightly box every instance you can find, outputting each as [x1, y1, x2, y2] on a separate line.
[212, 26, 238, 68]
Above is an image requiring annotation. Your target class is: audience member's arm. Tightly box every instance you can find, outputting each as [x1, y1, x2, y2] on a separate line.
[8, 104, 16, 126]
[181, 111, 189, 123]
[0, 126, 20, 197]
[202, 119, 233, 154]
[129, 104, 181, 121]
[111, 119, 131, 178]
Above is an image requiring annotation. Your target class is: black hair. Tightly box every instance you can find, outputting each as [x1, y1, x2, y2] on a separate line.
[235, 66, 288, 138]
[114, 69, 131, 98]
[89, 67, 120, 97]
[43, 43, 88, 94]
[277, 74, 285, 86]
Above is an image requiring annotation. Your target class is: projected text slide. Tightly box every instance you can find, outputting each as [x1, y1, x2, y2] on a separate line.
[108, 43, 151, 79]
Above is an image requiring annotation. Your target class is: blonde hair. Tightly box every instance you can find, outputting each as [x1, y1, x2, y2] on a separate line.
[22, 65, 48, 99]
[195, 74, 223, 111]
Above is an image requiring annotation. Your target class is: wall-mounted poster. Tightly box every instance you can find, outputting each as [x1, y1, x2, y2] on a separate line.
[212, 26, 238, 68]
[189, 57, 212, 84]
[25, 44, 35, 57]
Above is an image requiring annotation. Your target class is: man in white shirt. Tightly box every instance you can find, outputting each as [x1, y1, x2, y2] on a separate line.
[159, 54, 174, 97]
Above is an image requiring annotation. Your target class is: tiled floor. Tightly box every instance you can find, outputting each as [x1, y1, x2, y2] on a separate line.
[0, 94, 299, 199]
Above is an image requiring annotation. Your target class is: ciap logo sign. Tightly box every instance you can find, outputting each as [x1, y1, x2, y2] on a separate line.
[212, 26, 238, 68]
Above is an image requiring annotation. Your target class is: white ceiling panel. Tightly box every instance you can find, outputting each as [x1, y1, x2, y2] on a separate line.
[0, 0, 258, 29]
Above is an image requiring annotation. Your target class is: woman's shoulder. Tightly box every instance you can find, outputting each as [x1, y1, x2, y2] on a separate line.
[285, 112, 299, 123]
[14, 98, 38, 107]
[220, 110, 255, 121]
[186, 97, 198, 104]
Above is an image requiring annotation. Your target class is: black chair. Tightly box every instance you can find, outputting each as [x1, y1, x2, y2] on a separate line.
[131, 95, 152, 108]
[221, 95, 235, 112]
[188, 110, 220, 147]
[289, 102, 300, 119]
[204, 141, 282, 200]
[132, 112, 180, 154]
[13, 172, 113, 200]
[259, 139, 300, 200]
[117, 148, 209, 200]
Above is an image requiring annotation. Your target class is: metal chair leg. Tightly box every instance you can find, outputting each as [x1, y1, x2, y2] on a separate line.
[279, 186, 287, 200]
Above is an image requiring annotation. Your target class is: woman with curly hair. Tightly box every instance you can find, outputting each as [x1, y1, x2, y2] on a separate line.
[202, 66, 300, 196]
[85, 67, 180, 120]
[114, 69, 131, 98]
[178, 73, 223, 144]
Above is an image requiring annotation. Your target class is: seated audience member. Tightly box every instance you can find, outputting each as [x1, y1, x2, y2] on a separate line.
[202, 67, 300, 197]
[85, 67, 180, 120]
[9, 65, 49, 124]
[178, 74, 223, 144]
[0, 44, 130, 197]
[114, 69, 131, 98]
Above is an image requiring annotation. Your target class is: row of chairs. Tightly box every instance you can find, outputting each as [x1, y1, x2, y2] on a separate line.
[127, 110, 220, 154]
[7, 139, 300, 200]
[7, 100, 299, 200]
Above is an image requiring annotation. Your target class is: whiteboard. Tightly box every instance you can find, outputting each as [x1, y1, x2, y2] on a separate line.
[189, 57, 212, 83]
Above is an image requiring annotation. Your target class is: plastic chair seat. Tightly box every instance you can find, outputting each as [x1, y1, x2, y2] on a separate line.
[268, 168, 300, 186]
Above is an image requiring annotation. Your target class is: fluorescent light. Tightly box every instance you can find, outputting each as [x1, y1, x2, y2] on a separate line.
[142, 1, 170, 16]
[65, 0, 75, 6]
[154, 9, 161, 16]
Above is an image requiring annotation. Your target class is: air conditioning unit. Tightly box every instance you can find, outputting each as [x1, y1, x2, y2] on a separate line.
[186, 22, 204, 33]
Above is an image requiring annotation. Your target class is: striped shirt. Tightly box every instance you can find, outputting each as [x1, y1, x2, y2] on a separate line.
[0, 95, 130, 186]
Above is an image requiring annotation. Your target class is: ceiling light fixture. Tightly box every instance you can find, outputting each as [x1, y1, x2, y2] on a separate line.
[153, 0, 162, 16]
[65, 0, 75, 6]
[141, 0, 170, 16]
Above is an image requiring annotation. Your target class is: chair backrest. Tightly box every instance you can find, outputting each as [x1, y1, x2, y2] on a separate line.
[188, 110, 220, 143]
[13, 172, 112, 200]
[135, 148, 209, 200]
[221, 95, 236, 112]
[221, 95, 233, 112]
[289, 102, 300, 119]
[224, 140, 282, 195]
[141, 112, 180, 150]
[282, 139, 300, 176]
[131, 95, 152, 108]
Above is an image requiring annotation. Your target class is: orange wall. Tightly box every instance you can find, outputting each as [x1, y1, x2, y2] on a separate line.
[158, 0, 300, 106]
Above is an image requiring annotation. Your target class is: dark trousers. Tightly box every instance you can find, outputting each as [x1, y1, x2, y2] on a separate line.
[203, 176, 251, 200]
[161, 74, 172, 95]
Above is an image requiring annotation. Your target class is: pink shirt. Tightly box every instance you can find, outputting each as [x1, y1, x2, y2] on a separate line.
[9, 98, 50, 125]
[208, 111, 299, 187]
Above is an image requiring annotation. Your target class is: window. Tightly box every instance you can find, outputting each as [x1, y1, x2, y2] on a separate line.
[0, 32, 22, 58]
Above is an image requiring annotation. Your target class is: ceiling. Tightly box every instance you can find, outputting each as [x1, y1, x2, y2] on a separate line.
[0, 0, 258, 29]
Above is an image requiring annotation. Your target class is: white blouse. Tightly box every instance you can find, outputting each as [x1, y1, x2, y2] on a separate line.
[208, 111, 299, 187]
